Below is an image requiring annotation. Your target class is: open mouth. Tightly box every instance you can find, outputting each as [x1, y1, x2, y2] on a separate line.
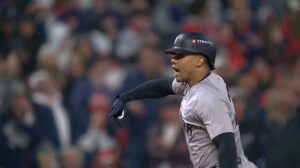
[173, 66, 179, 73]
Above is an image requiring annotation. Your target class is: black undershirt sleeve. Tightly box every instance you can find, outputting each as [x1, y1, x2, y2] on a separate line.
[212, 132, 238, 168]
[119, 77, 175, 102]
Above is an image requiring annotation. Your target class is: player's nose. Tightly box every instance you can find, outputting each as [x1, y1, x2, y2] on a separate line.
[170, 56, 177, 64]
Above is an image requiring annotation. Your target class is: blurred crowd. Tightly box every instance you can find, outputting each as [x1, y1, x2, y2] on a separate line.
[0, 0, 300, 168]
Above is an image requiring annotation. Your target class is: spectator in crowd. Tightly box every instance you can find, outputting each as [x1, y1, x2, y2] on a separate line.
[15, 14, 46, 75]
[282, 1, 300, 64]
[90, 13, 121, 58]
[67, 58, 112, 142]
[29, 70, 72, 150]
[37, 45, 66, 90]
[5, 50, 26, 80]
[0, 92, 46, 168]
[63, 52, 88, 103]
[115, 11, 152, 61]
[92, 149, 119, 168]
[62, 36, 95, 101]
[232, 92, 262, 164]
[250, 58, 272, 97]
[259, 87, 300, 168]
[263, 19, 285, 64]
[36, 142, 59, 168]
[152, 0, 187, 36]
[120, 45, 167, 168]
[0, 5, 18, 56]
[78, 90, 118, 167]
[147, 98, 192, 168]
[0, 54, 25, 117]
[61, 147, 83, 168]
[235, 71, 262, 121]
[181, 0, 220, 40]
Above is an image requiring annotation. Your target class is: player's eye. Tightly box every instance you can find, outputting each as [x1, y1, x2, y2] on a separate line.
[174, 53, 187, 59]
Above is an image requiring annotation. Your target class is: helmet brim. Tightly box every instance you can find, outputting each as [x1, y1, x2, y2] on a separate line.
[164, 47, 193, 55]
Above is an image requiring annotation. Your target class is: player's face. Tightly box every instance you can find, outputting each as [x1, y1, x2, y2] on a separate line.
[171, 54, 198, 83]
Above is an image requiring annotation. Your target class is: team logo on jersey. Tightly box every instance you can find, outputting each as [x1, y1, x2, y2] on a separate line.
[186, 123, 193, 136]
[180, 114, 193, 136]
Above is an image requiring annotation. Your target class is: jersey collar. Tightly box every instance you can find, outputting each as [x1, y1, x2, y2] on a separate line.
[185, 71, 212, 91]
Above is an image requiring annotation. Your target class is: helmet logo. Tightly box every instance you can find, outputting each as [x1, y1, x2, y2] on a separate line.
[191, 39, 213, 46]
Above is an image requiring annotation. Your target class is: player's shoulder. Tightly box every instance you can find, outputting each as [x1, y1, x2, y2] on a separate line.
[203, 72, 227, 95]
[193, 87, 218, 108]
[195, 72, 224, 91]
[172, 78, 188, 95]
[206, 72, 226, 87]
[194, 73, 227, 104]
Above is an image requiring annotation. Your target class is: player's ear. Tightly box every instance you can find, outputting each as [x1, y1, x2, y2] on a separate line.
[195, 56, 205, 67]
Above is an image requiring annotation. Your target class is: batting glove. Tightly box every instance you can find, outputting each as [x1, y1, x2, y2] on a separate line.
[109, 95, 126, 127]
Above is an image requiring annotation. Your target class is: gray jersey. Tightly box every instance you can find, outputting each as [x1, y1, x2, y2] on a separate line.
[172, 72, 257, 168]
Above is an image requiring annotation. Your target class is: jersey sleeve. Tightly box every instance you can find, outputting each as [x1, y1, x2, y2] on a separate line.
[196, 97, 234, 140]
[172, 79, 187, 95]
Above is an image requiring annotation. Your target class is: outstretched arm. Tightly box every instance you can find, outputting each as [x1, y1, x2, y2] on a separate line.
[109, 77, 175, 126]
[119, 77, 175, 102]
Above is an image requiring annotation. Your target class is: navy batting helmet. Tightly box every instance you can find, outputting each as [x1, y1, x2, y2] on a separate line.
[164, 32, 216, 69]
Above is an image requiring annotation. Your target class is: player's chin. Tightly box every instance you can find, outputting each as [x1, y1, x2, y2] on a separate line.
[175, 75, 184, 82]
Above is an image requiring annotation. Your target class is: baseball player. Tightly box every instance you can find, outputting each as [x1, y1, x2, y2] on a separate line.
[109, 32, 257, 168]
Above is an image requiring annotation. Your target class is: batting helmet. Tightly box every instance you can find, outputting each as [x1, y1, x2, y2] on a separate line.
[164, 32, 216, 69]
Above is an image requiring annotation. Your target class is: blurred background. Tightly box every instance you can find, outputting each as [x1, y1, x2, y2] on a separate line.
[0, 0, 300, 168]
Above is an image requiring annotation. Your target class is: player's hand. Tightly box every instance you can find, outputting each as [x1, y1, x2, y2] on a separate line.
[109, 95, 126, 127]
